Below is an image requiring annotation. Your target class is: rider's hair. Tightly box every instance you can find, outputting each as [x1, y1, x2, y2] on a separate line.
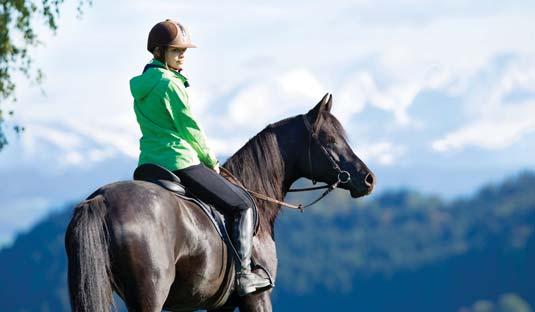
[152, 45, 171, 70]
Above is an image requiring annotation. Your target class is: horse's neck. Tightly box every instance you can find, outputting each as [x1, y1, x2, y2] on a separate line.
[224, 122, 302, 231]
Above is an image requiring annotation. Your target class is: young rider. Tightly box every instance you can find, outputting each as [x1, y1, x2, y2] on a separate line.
[129, 19, 272, 296]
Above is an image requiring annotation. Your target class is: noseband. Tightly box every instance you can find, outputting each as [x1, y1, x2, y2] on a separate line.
[220, 114, 351, 212]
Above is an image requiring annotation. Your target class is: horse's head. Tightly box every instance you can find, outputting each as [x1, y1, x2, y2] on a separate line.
[298, 93, 375, 198]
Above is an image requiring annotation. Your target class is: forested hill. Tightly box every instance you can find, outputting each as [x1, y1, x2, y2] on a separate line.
[0, 171, 534, 311]
[274, 171, 535, 311]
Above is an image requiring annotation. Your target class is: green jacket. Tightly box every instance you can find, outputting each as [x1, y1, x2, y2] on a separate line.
[129, 59, 218, 171]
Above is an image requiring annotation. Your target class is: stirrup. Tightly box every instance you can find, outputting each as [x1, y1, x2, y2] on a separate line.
[236, 271, 272, 296]
[236, 270, 273, 296]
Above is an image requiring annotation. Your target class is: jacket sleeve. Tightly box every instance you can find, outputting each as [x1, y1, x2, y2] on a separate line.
[163, 80, 219, 168]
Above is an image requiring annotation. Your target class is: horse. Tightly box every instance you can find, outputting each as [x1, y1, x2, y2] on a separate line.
[65, 93, 375, 312]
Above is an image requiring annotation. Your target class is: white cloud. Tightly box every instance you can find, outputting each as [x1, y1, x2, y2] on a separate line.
[65, 151, 84, 165]
[278, 68, 325, 99]
[63, 119, 139, 159]
[227, 83, 274, 127]
[433, 57, 535, 152]
[88, 148, 117, 163]
[209, 68, 331, 157]
[226, 68, 326, 129]
[353, 141, 406, 166]
[9, 0, 535, 161]
[332, 65, 457, 126]
[432, 102, 535, 151]
[25, 124, 82, 151]
[208, 137, 249, 159]
[0, 118, 137, 173]
[333, 72, 372, 124]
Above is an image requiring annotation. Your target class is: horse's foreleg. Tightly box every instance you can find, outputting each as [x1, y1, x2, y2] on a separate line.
[238, 291, 273, 312]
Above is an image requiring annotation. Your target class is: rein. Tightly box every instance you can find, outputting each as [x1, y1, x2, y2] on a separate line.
[220, 114, 351, 212]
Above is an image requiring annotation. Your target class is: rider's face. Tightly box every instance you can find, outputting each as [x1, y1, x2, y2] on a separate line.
[164, 47, 187, 71]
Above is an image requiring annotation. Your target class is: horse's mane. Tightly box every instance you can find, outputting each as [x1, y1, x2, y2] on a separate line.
[223, 117, 294, 228]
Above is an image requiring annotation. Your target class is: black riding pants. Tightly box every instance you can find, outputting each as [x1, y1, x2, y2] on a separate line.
[173, 164, 253, 215]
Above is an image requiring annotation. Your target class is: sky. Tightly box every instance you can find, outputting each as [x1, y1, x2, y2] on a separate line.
[1, 0, 535, 247]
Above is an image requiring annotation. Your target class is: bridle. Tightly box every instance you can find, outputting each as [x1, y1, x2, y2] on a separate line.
[220, 114, 351, 212]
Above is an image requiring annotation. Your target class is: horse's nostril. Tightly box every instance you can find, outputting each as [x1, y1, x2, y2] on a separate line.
[365, 173, 375, 187]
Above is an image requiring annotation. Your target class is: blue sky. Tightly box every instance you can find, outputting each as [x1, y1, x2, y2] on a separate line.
[1, 0, 535, 247]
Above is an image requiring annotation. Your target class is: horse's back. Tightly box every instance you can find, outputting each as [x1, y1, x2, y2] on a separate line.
[95, 180, 221, 257]
[99, 180, 180, 228]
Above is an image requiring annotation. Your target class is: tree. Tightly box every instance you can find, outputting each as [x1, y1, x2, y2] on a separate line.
[0, 0, 92, 150]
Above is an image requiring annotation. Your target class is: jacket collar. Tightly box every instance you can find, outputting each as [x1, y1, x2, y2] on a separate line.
[149, 59, 190, 87]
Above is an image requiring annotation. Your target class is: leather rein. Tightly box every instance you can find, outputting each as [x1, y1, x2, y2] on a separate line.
[220, 114, 351, 212]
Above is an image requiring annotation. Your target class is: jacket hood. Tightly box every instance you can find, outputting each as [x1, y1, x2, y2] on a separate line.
[129, 68, 162, 100]
[130, 59, 189, 100]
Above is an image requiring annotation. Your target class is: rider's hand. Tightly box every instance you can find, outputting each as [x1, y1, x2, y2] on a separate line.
[212, 163, 220, 174]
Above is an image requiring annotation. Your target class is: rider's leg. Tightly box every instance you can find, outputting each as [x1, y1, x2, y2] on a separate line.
[232, 205, 272, 296]
[173, 164, 272, 296]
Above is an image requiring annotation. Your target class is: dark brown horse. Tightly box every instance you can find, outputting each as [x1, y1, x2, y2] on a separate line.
[65, 93, 375, 312]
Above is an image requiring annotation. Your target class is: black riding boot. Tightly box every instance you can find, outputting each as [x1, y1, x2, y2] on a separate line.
[232, 207, 272, 296]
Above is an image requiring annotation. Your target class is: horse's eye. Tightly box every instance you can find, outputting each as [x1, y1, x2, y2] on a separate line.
[327, 137, 337, 145]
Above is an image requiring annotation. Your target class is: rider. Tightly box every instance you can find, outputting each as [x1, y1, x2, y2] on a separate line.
[129, 19, 272, 297]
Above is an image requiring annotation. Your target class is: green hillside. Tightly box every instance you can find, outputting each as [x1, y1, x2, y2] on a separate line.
[276, 171, 535, 293]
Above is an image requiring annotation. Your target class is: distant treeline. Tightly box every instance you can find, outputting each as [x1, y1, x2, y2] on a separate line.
[273, 171, 535, 311]
[277, 171, 535, 292]
[0, 171, 534, 311]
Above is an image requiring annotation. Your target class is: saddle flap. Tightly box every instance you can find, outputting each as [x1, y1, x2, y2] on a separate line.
[155, 180, 186, 196]
[133, 163, 186, 195]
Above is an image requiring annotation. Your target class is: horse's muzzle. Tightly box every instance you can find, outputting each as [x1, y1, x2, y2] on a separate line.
[349, 172, 375, 198]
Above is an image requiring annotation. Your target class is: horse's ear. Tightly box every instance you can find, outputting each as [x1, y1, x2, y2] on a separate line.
[307, 93, 332, 126]
[325, 93, 333, 112]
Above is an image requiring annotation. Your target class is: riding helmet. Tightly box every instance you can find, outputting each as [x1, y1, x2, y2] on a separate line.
[147, 19, 197, 53]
